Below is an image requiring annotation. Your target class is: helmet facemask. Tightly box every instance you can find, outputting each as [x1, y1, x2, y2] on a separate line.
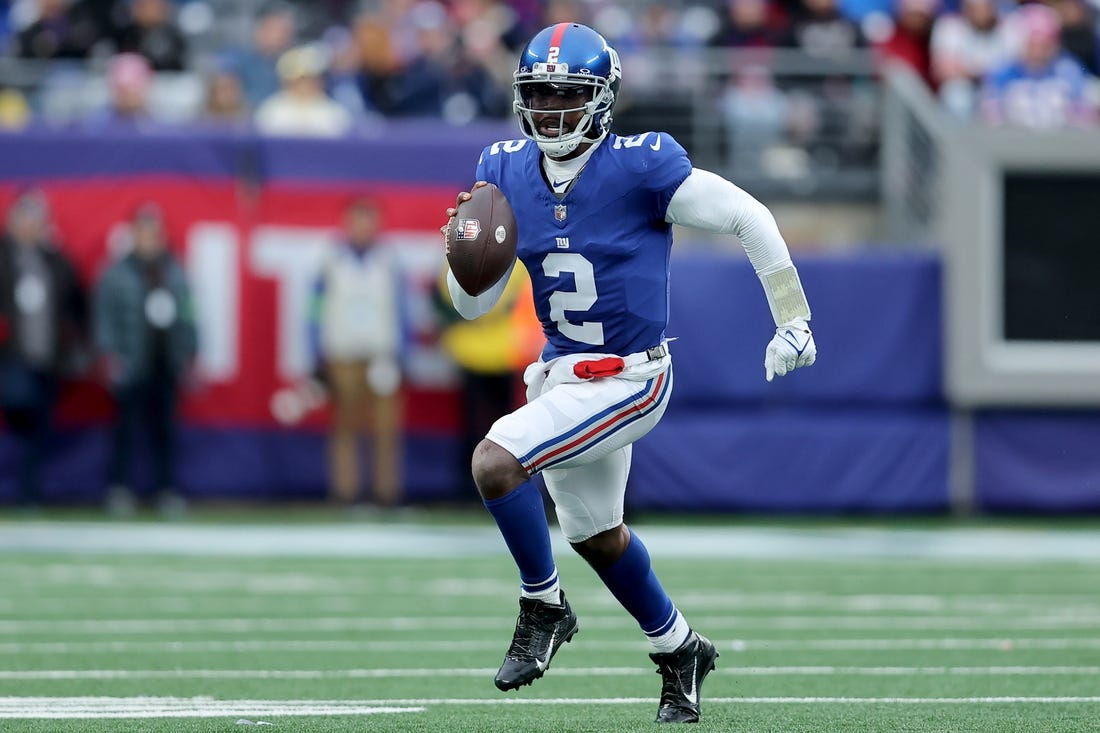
[513, 65, 615, 158]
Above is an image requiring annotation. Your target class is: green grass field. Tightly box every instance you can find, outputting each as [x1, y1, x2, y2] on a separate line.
[2, 517, 1100, 732]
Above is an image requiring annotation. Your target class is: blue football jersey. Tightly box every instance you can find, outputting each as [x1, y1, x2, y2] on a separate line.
[475, 132, 692, 360]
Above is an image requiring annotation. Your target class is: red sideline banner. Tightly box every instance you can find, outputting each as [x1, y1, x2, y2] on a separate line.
[0, 179, 465, 432]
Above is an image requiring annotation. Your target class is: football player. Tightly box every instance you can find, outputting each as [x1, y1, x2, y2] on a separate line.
[442, 22, 816, 724]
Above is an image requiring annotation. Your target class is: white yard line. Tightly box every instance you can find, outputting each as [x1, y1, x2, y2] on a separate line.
[6, 591, 1099, 616]
[1, 695, 1099, 720]
[2, 615, 1099, 634]
[0, 696, 423, 718]
[734, 638, 1100, 651]
[4, 522, 1100, 560]
[0, 566, 377, 594]
[660, 592, 1100, 614]
[4, 666, 1100, 680]
[0, 617, 504, 634]
[2, 637, 1099, 654]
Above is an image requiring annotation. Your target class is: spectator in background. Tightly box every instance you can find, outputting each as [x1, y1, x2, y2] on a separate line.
[0, 0, 11, 54]
[981, 3, 1098, 128]
[0, 191, 87, 510]
[719, 64, 792, 175]
[16, 0, 102, 60]
[352, 10, 402, 115]
[931, 0, 1020, 117]
[254, 44, 352, 136]
[1047, 0, 1100, 75]
[87, 52, 155, 130]
[0, 88, 31, 130]
[389, 1, 510, 122]
[234, 1, 297, 107]
[626, 5, 688, 48]
[320, 25, 370, 121]
[711, 0, 790, 48]
[542, 0, 591, 26]
[840, 0, 893, 25]
[453, 0, 526, 52]
[434, 263, 542, 497]
[780, 0, 868, 166]
[870, 0, 938, 87]
[784, 0, 865, 58]
[388, 2, 456, 116]
[497, 0, 541, 37]
[112, 0, 187, 71]
[308, 198, 406, 509]
[201, 67, 250, 126]
[455, 0, 519, 110]
[95, 203, 197, 517]
[441, 36, 513, 122]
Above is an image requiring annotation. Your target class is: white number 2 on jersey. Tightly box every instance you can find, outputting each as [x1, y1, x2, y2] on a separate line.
[542, 253, 605, 346]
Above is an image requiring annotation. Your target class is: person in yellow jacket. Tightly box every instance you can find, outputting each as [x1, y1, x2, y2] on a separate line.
[435, 262, 543, 495]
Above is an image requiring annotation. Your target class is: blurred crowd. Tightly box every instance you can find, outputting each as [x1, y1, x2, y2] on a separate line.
[0, 187, 544, 515]
[0, 0, 1096, 135]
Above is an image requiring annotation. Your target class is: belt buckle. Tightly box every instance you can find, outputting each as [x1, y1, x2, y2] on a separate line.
[645, 344, 666, 361]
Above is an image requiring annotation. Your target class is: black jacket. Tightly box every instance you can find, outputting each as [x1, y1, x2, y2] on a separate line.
[0, 234, 88, 376]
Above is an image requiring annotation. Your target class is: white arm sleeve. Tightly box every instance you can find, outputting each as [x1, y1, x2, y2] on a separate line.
[446, 259, 516, 320]
[666, 168, 811, 325]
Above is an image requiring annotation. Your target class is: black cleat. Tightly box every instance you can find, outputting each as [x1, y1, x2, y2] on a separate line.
[494, 591, 579, 691]
[650, 631, 719, 723]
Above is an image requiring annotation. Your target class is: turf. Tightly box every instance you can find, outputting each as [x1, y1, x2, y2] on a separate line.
[2, 520, 1100, 732]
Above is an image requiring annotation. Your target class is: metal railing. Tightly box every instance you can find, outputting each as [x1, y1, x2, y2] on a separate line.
[614, 47, 882, 200]
[879, 63, 952, 247]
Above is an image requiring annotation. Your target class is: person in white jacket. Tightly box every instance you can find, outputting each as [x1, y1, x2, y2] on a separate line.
[254, 44, 351, 138]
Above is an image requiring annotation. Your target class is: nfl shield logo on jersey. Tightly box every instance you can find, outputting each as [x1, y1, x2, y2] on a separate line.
[554, 205, 567, 221]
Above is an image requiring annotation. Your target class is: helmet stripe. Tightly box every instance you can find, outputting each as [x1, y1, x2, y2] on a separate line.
[548, 22, 570, 55]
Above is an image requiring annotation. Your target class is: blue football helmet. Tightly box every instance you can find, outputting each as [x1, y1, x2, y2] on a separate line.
[513, 23, 622, 158]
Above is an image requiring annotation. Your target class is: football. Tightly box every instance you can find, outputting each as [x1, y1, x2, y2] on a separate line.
[445, 183, 517, 296]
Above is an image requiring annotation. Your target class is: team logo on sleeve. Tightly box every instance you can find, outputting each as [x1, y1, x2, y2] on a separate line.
[554, 205, 567, 221]
[456, 219, 482, 240]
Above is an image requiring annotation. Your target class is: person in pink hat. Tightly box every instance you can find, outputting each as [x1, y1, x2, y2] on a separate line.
[981, 3, 1098, 128]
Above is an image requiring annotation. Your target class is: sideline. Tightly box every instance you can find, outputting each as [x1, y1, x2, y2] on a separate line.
[3, 522, 1100, 560]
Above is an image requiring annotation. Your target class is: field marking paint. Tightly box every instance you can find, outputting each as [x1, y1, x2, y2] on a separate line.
[6, 666, 1100, 680]
[3, 615, 1100, 635]
[0, 697, 424, 719]
[2, 637, 1100, 654]
[8, 590, 1100, 616]
[1, 696, 1099, 719]
[0, 570, 494, 599]
[730, 638, 1100, 651]
[6, 522, 1100, 561]
[0, 617, 504, 634]
[353, 696, 1100, 705]
[663, 592, 1100, 615]
[0, 566, 379, 595]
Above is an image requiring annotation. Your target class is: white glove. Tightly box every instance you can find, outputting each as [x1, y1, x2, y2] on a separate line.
[765, 317, 816, 382]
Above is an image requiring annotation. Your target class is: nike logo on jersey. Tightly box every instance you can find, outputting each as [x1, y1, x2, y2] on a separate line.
[650, 136, 661, 152]
[551, 178, 570, 190]
[685, 658, 698, 704]
[535, 631, 556, 671]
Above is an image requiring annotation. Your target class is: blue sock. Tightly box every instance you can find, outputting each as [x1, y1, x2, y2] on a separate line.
[483, 481, 559, 601]
[596, 528, 690, 651]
